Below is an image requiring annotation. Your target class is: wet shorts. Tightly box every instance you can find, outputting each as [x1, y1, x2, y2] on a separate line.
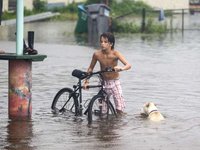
[103, 79, 125, 111]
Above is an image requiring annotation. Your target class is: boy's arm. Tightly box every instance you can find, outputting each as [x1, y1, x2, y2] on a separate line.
[84, 53, 97, 85]
[115, 51, 131, 71]
[87, 53, 97, 73]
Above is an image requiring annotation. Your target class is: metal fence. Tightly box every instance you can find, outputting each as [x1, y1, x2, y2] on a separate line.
[114, 8, 200, 33]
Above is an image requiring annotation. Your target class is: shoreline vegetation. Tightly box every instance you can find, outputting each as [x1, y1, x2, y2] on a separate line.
[2, 0, 169, 34]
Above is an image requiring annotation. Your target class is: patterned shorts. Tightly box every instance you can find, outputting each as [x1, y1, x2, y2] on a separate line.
[103, 79, 125, 111]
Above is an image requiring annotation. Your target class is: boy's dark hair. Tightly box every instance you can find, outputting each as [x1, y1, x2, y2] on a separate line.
[100, 32, 115, 49]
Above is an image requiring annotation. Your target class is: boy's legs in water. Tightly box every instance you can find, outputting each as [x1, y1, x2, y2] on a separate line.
[102, 79, 125, 115]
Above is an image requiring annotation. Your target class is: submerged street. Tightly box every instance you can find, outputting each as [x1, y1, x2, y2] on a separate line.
[0, 21, 200, 149]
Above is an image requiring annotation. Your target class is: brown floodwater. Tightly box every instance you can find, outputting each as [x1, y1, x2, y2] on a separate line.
[0, 20, 200, 150]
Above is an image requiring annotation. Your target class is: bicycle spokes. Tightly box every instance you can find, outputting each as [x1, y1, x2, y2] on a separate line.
[52, 88, 77, 115]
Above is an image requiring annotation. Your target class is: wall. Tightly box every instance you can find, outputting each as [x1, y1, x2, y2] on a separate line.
[2, 0, 8, 11]
[2, 0, 86, 12]
[139, 0, 189, 10]
[2, 0, 33, 11]
[24, 0, 34, 10]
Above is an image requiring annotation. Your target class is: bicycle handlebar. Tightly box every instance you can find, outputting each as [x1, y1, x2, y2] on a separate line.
[72, 67, 115, 80]
[82, 85, 102, 89]
[87, 67, 114, 78]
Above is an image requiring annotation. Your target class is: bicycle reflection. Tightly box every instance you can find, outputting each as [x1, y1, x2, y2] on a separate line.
[5, 119, 33, 150]
[87, 119, 121, 143]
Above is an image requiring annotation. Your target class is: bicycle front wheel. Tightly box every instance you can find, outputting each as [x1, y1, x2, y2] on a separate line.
[51, 88, 78, 114]
[87, 94, 116, 124]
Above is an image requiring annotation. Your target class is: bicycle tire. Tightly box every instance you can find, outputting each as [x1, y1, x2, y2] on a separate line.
[51, 88, 78, 114]
[87, 94, 116, 124]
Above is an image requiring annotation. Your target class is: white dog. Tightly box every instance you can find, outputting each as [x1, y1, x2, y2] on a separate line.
[140, 102, 164, 122]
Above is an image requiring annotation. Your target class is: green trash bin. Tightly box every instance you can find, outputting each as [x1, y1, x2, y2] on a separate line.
[75, 4, 88, 34]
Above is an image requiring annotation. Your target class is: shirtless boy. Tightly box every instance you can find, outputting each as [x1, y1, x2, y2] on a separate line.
[84, 32, 131, 115]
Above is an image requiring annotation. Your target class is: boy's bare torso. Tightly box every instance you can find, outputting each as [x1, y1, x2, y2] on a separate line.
[94, 49, 119, 80]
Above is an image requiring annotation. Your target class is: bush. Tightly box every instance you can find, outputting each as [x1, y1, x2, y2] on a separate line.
[33, 0, 47, 12]
[111, 0, 152, 18]
[112, 20, 140, 33]
[145, 18, 167, 33]
[51, 3, 78, 13]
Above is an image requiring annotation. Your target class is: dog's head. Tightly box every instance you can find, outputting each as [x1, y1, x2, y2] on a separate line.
[140, 102, 158, 116]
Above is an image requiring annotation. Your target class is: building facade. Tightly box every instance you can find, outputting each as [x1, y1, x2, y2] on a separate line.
[2, 0, 190, 12]
[2, 0, 86, 12]
[138, 0, 189, 10]
[2, 0, 33, 11]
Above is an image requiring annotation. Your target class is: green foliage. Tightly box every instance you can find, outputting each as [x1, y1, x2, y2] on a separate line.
[24, 8, 35, 16]
[33, 0, 47, 12]
[51, 3, 78, 13]
[112, 18, 168, 34]
[1, 11, 15, 20]
[145, 18, 167, 33]
[112, 20, 140, 33]
[111, 0, 152, 18]
[110, 0, 168, 34]
[50, 3, 78, 20]
[50, 13, 77, 21]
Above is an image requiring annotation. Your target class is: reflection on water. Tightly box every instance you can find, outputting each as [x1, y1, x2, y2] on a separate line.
[1, 21, 200, 149]
[5, 120, 33, 150]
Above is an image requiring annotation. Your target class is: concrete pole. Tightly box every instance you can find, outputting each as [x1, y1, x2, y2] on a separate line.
[16, 0, 24, 55]
[9, 60, 32, 119]
[8, 0, 32, 119]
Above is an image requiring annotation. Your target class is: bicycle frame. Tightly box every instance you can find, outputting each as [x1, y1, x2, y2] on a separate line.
[60, 78, 103, 116]
[53, 67, 115, 117]
[97, 89, 112, 116]
[59, 79, 82, 115]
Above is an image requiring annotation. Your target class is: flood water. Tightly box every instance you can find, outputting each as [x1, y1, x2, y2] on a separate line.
[1, 21, 200, 150]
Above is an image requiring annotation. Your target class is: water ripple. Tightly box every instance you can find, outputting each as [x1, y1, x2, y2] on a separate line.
[1, 29, 200, 149]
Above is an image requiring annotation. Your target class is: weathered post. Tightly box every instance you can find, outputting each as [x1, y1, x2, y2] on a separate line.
[0, 0, 47, 119]
[9, 60, 32, 118]
[182, 9, 184, 34]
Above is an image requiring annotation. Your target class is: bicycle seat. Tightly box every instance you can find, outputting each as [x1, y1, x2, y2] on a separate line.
[72, 69, 87, 79]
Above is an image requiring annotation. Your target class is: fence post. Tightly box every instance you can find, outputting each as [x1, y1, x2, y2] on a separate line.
[170, 10, 173, 33]
[182, 9, 184, 33]
[0, 0, 2, 25]
[141, 8, 146, 33]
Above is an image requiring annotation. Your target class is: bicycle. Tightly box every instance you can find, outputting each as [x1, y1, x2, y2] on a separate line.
[51, 67, 117, 124]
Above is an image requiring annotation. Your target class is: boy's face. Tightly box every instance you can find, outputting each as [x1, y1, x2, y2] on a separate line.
[100, 36, 112, 51]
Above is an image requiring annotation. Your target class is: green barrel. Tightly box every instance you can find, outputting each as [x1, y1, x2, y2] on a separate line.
[75, 4, 88, 34]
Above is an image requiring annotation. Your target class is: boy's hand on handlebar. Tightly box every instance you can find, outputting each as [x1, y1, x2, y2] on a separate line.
[114, 66, 123, 72]
[83, 80, 89, 90]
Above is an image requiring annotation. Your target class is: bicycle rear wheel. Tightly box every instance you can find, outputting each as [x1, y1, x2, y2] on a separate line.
[51, 88, 78, 114]
[87, 94, 116, 124]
